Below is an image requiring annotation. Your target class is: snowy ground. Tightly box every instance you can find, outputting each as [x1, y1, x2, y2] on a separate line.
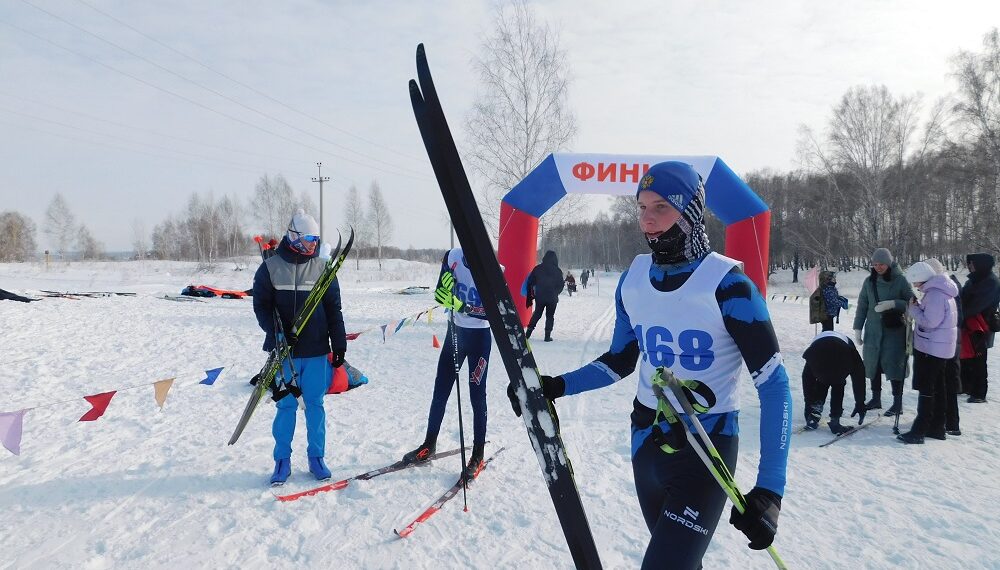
[1, 258, 998, 569]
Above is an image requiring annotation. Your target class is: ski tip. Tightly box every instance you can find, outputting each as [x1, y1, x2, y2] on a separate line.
[416, 43, 425, 58]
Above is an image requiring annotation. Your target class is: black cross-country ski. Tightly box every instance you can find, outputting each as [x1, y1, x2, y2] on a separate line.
[818, 415, 882, 447]
[393, 447, 505, 538]
[274, 445, 475, 502]
[408, 43, 602, 569]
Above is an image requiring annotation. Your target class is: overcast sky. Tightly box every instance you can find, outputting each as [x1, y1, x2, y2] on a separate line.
[1, 0, 998, 252]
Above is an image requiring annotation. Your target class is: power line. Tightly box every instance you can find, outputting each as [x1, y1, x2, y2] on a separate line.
[1, 14, 433, 182]
[18, 0, 432, 180]
[72, 0, 428, 165]
[0, 90, 315, 169]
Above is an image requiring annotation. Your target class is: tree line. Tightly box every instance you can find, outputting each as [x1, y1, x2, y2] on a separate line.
[545, 29, 1000, 275]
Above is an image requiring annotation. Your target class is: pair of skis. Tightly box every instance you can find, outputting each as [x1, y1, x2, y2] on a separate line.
[227, 229, 355, 446]
[273, 445, 504, 539]
[409, 44, 602, 569]
[650, 368, 788, 570]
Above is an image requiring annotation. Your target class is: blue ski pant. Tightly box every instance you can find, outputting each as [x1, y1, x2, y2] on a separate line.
[273, 354, 330, 460]
[632, 424, 738, 570]
[426, 325, 491, 446]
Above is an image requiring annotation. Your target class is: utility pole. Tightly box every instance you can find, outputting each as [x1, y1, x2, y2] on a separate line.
[312, 162, 330, 237]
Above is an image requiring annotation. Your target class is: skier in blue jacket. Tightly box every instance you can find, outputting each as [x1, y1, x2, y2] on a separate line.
[510, 162, 791, 569]
[252, 210, 347, 485]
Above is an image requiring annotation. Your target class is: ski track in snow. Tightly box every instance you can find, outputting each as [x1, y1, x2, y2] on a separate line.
[1, 260, 999, 568]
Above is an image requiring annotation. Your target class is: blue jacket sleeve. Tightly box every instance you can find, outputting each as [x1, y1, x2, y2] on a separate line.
[716, 268, 790, 496]
[562, 271, 639, 394]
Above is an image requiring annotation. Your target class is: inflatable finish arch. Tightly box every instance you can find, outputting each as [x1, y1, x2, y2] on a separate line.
[498, 153, 770, 325]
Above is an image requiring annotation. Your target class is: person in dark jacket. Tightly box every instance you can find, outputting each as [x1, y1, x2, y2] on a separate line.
[252, 210, 347, 485]
[524, 250, 564, 341]
[853, 248, 914, 416]
[581, 269, 590, 289]
[810, 270, 849, 331]
[961, 253, 1000, 403]
[802, 331, 867, 434]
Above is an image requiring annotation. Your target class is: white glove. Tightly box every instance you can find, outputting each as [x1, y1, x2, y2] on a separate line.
[854, 329, 863, 346]
[874, 300, 896, 313]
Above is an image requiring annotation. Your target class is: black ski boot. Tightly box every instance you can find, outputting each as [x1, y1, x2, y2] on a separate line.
[828, 417, 852, 435]
[897, 431, 925, 444]
[804, 403, 822, 430]
[864, 393, 882, 410]
[461, 443, 485, 484]
[402, 439, 436, 466]
[543, 330, 553, 342]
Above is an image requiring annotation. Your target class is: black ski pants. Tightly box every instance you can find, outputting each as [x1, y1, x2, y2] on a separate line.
[803, 367, 846, 419]
[526, 301, 556, 337]
[962, 352, 989, 400]
[633, 425, 738, 570]
[910, 350, 947, 436]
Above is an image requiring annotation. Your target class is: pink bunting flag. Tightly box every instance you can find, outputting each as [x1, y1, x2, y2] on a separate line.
[153, 379, 175, 409]
[0, 409, 26, 455]
[79, 391, 116, 422]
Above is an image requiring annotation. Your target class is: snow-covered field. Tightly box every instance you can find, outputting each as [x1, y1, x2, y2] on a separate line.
[1, 258, 998, 569]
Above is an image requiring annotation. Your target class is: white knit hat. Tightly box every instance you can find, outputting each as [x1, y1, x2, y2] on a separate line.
[924, 258, 946, 275]
[905, 262, 936, 284]
[287, 209, 320, 239]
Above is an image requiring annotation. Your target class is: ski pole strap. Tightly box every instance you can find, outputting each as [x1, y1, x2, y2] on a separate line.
[650, 382, 686, 454]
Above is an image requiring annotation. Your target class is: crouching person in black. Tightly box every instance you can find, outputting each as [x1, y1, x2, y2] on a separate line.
[802, 331, 867, 434]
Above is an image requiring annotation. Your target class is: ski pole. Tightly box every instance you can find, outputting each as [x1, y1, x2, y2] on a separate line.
[652, 369, 788, 570]
[445, 262, 470, 511]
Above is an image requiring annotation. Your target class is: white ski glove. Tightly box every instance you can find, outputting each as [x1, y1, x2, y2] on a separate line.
[854, 329, 863, 346]
[874, 300, 896, 313]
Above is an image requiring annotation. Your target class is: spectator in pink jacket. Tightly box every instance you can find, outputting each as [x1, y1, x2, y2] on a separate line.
[897, 261, 959, 444]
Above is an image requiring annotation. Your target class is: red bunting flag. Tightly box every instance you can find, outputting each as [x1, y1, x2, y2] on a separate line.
[79, 391, 116, 422]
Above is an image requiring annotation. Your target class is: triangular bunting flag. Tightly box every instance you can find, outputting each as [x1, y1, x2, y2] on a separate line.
[380, 324, 387, 343]
[394, 319, 407, 333]
[346, 332, 361, 341]
[427, 309, 433, 323]
[200, 367, 224, 385]
[79, 391, 116, 422]
[0, 409, 26, 456]
[153, 379, 175, 409]
[432, 334, 441, 348]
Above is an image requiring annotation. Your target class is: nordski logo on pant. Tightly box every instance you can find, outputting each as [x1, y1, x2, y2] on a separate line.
[683, 506, 699, 520]
[665, 509, 709, 535]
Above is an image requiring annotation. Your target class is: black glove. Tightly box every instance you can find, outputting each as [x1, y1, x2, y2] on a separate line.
[851, 402, 866, 425]
[507, 375, 566, 417]
[276, 331, 298, 348]
[526, 295, 533, 309]
[730, 487, 781, 550]
[331, 349, 346, 368]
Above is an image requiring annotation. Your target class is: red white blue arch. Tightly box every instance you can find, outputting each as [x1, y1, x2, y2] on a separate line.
[498, 153, 771, 324]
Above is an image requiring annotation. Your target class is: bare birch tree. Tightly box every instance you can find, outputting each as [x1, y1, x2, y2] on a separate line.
[343, 184, 368, 269]
[951, 27, 1000, 252]
[76, 224, 104, 260]
[366, 180, 393, 270]
[250, 174, 297, 240]
[465, 0, 578, 240]
[131, 218, 148, 259]
[0, 211, 38, 262]
[44, 193, 77, 259]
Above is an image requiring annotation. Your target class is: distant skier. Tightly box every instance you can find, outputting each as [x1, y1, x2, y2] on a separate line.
[401, 247, 492, 482]
[252, 210, 347, 485]
[509, 162, 791, 569]
[581, 269, 590, 289]
[565, 272, 577, 296]
[801, 331, 867, 434]
[524, 250, 564, 342]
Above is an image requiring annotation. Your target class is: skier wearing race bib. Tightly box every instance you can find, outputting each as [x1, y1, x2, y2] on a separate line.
[401, 248, 492, 482]
[510, 161, 791, 569]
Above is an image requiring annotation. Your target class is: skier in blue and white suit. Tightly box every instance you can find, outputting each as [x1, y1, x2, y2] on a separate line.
[523, 162, 791, 569]
[401, 247, 493, 482]
[253, 210, 347, 485]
